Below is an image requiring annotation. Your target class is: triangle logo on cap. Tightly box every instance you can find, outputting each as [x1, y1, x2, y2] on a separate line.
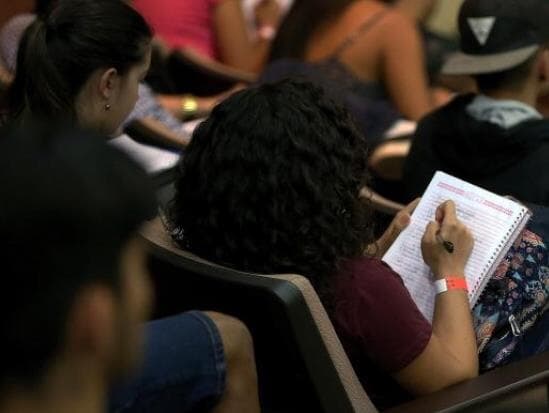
[468, 17, 496, 46]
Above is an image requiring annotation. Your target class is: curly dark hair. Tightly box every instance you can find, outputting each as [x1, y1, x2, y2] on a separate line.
[168, 79, 375, 292]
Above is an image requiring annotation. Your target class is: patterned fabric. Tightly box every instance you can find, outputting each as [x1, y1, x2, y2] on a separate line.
[122, 83, 185, 134]
[473, 229, 549, 372]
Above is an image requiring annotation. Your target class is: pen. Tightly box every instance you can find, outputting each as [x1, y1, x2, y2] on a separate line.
[436, 233, 454, 254]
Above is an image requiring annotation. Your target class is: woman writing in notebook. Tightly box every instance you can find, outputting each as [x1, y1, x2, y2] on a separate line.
[168, 79, 477, 409]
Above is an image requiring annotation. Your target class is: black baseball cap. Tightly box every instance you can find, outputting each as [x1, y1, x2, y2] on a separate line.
[442, 0, 549, 75]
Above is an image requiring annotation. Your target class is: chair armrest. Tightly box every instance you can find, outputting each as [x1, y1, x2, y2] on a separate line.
[386, 352, 549, 413]
[360, 186, 405, 216]
[368, 139, 411, 181]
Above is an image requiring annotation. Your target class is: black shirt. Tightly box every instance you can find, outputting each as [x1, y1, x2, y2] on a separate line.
[403, 94, 549, 206]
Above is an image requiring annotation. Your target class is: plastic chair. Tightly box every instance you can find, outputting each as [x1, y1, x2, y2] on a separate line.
[142, 216, 376, 413]
[360, 185, 405, 215]
[368, 137, 411, 181]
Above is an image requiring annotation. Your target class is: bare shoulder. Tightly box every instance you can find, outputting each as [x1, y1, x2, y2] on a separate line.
[379, 6, 418, 37]
[339, 1, 416, 38]
[340, 0, 388, 25]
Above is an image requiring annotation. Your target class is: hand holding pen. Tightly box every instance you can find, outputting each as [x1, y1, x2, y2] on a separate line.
[421, 200, 475, 280]
[436, 233, 454, 253]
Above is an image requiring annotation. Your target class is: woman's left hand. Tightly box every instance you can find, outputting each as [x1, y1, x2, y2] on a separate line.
[366, 198, 420, 257]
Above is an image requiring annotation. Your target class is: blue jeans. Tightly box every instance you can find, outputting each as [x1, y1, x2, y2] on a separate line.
[108, 311, 226, 413]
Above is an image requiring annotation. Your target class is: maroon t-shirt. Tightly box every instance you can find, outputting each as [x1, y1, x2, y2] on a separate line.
[330, 257, 432, 409]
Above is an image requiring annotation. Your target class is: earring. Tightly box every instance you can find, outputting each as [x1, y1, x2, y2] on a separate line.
[104, 104, 111, 111]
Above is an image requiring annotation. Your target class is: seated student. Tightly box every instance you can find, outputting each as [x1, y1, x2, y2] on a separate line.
[260, 0, 450, 143]
[0, 125, 259, 413]
[5, 1, 261, 411]
[132, 0, 283, 73]
[0, 0, 191, 147]
[403, 0, 549, 205]
[266, 0, 448, 119]
[0, 125, 156, 413]
[167, 79, 478, 409]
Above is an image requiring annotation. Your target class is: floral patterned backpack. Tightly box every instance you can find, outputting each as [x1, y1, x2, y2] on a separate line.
[473, 229, 549, 372]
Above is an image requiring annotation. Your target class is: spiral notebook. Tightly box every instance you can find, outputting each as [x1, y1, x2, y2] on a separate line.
[382, 171, 531, 322]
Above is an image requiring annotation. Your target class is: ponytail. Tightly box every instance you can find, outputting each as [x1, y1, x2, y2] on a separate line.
[9, 0, 152, 124]
[10, 19, 74, 123]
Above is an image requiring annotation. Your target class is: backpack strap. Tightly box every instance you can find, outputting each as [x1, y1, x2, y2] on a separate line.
[329, 9, 388, 59]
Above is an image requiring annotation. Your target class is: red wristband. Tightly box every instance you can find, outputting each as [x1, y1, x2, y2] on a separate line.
[434, 276, 468, 294]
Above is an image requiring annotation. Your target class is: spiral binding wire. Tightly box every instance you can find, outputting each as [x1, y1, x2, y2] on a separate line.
[473, 207, 528, 302]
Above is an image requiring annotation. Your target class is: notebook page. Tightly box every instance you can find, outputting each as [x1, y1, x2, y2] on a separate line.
[382, 171, 527, 322]
[473, 210, 530, 304]
[109, 134, 181, 175]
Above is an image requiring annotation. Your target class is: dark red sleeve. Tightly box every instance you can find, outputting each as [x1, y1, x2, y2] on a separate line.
[332, 257, 432, 373]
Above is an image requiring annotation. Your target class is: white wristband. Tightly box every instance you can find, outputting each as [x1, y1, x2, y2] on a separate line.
[435, 279, 448, 294]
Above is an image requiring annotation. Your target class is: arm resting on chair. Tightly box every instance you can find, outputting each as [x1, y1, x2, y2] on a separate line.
[124, 118, 190, 150]
[386, 351, 549, 413]
[175, 48, 257, 84]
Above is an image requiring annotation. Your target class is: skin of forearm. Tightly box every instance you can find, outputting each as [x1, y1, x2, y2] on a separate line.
[225, 38, 270, 73]
[432, 289, 478, 375]
[141, 117, 190, 148]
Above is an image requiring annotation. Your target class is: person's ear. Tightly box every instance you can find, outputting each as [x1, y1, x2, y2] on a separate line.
[64, 284, 117, 367]
[98, 68, 120, 101]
